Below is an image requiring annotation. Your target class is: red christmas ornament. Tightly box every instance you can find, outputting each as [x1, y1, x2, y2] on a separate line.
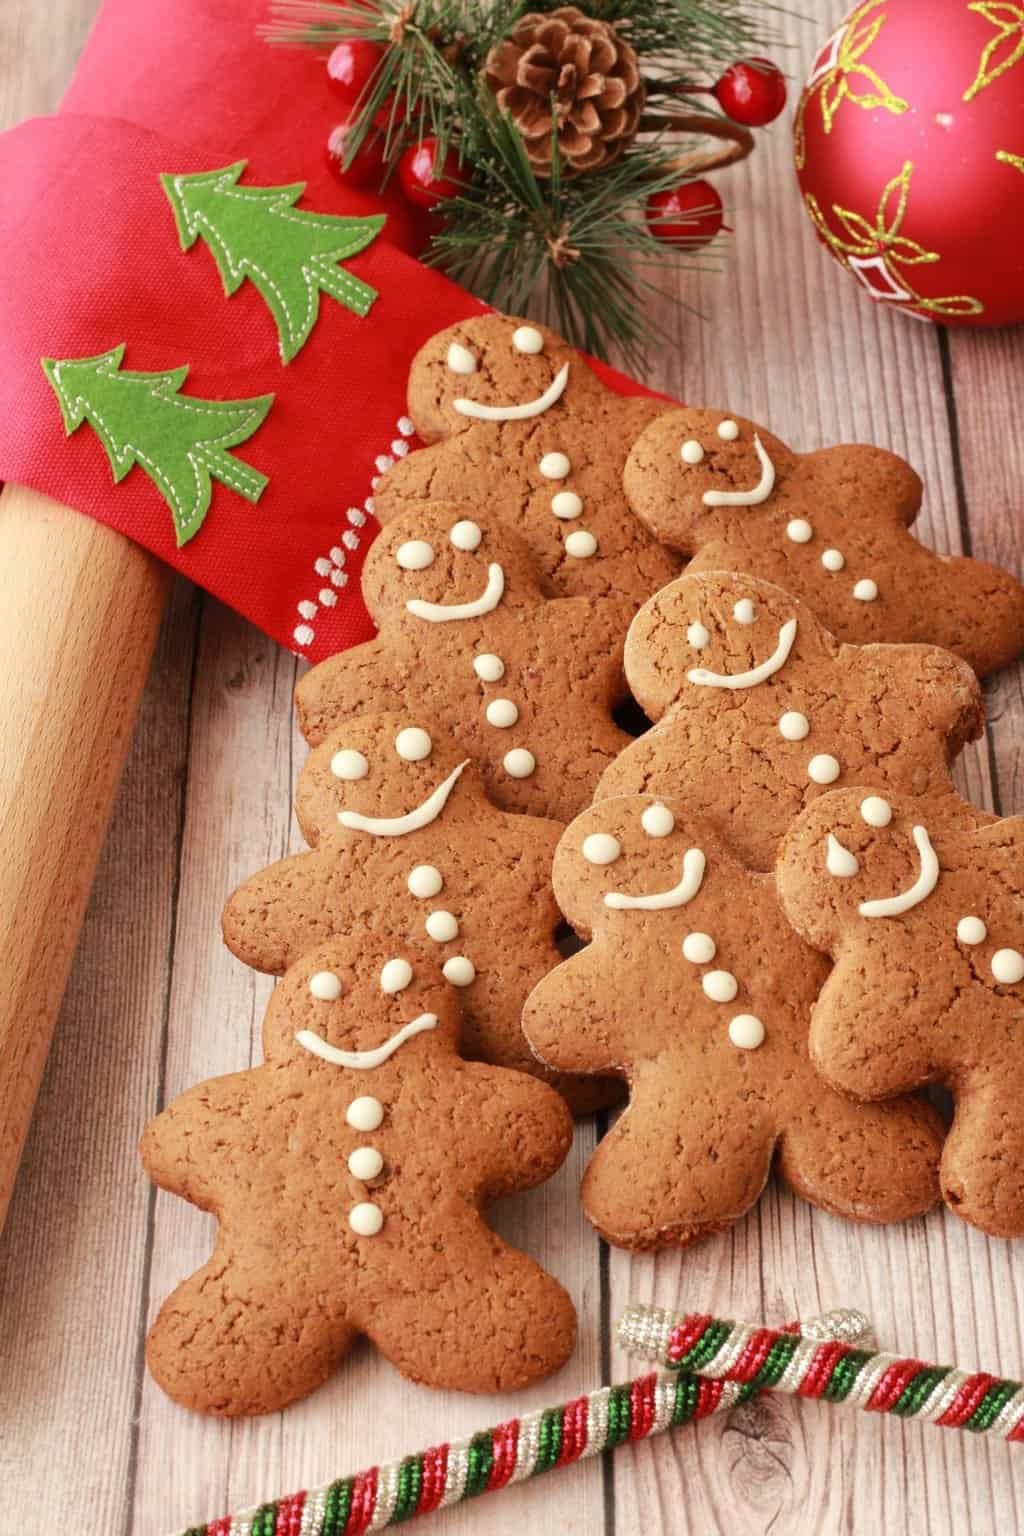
[325, 39, 385, 109]
[398, 139, 466, 210]
[325, 119, 386, 189]
[795, 0, 1024, 328]
[645, 180, 724, 247]
[714, 57, 787, 126]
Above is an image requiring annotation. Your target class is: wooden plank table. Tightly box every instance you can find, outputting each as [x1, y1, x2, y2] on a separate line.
[2, 3, 1023, 1532]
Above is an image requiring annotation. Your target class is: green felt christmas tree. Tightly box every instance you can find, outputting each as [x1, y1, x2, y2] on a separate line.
[41, 346, 274, 545]
[161, 162, 385, 362]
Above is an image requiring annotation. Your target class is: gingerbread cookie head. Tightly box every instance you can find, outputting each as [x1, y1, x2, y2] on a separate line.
[404, 316, 596, 442]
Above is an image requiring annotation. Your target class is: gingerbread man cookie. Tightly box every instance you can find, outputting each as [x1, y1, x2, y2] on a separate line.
[223, 711, 619, 1114]
[598, 571, 983, 869]
[295, 502, 633, 821]
[522, 794, 944, 1250]
[623, 407, 1024, 676]
[143, 935, 576, 1414]
[778, 787, 1024, 1239]
[373, 314, 680, 606]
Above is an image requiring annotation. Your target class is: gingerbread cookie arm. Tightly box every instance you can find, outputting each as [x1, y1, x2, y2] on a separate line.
[374, 437, 477, 524]
[222, 852, 338, 973]
[523, 949, 633, 1077]
[847, 642, 984, 758]
[140, 1072, 252, 1209]
[801, 444, 922, 529]
[458, 1063, 574, 1199]
[295, 636, 400, 746]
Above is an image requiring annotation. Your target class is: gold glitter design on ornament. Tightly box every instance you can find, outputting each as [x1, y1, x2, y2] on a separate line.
[805, 160, 985, 316]
[794, 0, 909, 170]
[997, 149, 1024, 173]
[963, 2, 1024, 101]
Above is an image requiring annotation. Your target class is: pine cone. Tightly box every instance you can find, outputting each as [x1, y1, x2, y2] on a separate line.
[483, 7, 643, 176]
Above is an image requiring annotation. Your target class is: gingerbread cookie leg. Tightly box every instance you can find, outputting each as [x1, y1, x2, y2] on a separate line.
[940, 1078, 1024, 1238]
[147, 1246, 357, 1416]
[778, 1094, 943, 1225]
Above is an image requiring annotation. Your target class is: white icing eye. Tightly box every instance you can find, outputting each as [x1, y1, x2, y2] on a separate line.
[853, 578, 879, 602]
[395, 727, 432, 762]
[408, 864, 443, 898]
[443, 955, 476, 986]
[582, 832, 621, 866]
[807, 753, 841, 785]
[450, 519, 482, 551]
[957, 915, 987, 945]
[504, 747, 536, 778]
[565, 529, 597, 558]
[680, 439, 705, 465]
[641, 803, 675, 838]
[349, 1201, 384, 1236]
[396, 539, 434, 571]
[309, 970, 343, 1001]
[331, 748, 369, 781]
[778, 711, 810, 741]
[446, 341, 477, 375]
[733, 598, 756, 625]
[826, 833, 859, 877]
[512, 325, 544, 354]
[992, 949, 1024, 984]
[728, 1014, 765, 1050]
[348, 1147, 384, 1180]
[346, 1095, 384, 1131]
[717, 419, 740, 441]
[380, 957, 413, 994]
[686, 622, 710, 649]
[486, 698, 518, 728]
[551, 490, 583, 520]
[474, 653, 505, 682]
[702, 969, 738, 1002]
[822, 548, 845, 572]
[860, 796, 892, 827]
[786, 518, 813, 544]
[540, 451, 571, 479]
[682, 932, 716, 964]
[426, 910, 459, 942]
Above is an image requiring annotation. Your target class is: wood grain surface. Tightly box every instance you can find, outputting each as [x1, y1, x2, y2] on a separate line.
[2, 3, 1024, 1534]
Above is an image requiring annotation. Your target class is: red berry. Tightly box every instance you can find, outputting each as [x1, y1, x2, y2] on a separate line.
[325, 119, 386, 189]
[325, 39, 385, 109]
[398, 139, 465, 211]
[713, 57, 787, 127]
[645, 180, 724, 247]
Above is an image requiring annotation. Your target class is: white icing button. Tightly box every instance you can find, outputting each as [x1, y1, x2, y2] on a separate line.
[331, 748, 369, 781]
[551, 490, 583, 520]
[826, 833, 860, 878]
[582, 832, 621, 866]
[808, 753, 841, 785]
[539, 451, 571, 479]
[348, 1146, 384, 1181]
[680, 439, 705, 465]
[717, 419, 740, 441]
[474, 652, 505, 682]
[512, 325, 544, 354]
[425, 909, 459, 942]
[446, 341, 477, 375]
[641, 803, 675, 838]
[778, 710, 810, 742]
[349, 1201, 384, 1236]
[991, 949, 1024, 985]
[450, 519, 482, 551]
[396, 539, 434, 571]
[486, 698, 519, 728]
[686, 622, 710, 649]
[733, 598, 756, 625]
[309, 970, 343, 1001]
[786, 518, 813, 544]
[860, 796, 893, 828]
[682, 932, 716, 964]
[504, 748, 536, 778]
[380, 957, 413, 994]
[346, 1096, 384, 1132]
[957, 915, 987, 946]
[443, 955, 476, 987]
[822, 548, 845, 572]
[408, 864, 443, 898]
[565, 530, 597, 558]
[703, 970, 738, 1003]
[395, 727, 432, 762]
[728, 1014, 765, 1050]
[853, 578, 879, 602]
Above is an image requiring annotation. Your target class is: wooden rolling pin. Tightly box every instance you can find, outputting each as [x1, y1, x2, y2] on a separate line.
[0, 481, 167, 1230]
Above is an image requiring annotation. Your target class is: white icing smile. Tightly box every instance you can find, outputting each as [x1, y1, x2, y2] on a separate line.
[295, 1012, 438, 1069]
[702, 433, 776, 507]
[859, 825, 939, 918]
[407, 563, 505, 622]
[339, 760, 468, 837]
[687, 618, 797, 690]
[604, 848, 706, 911]
[452, 363, 570, 422]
